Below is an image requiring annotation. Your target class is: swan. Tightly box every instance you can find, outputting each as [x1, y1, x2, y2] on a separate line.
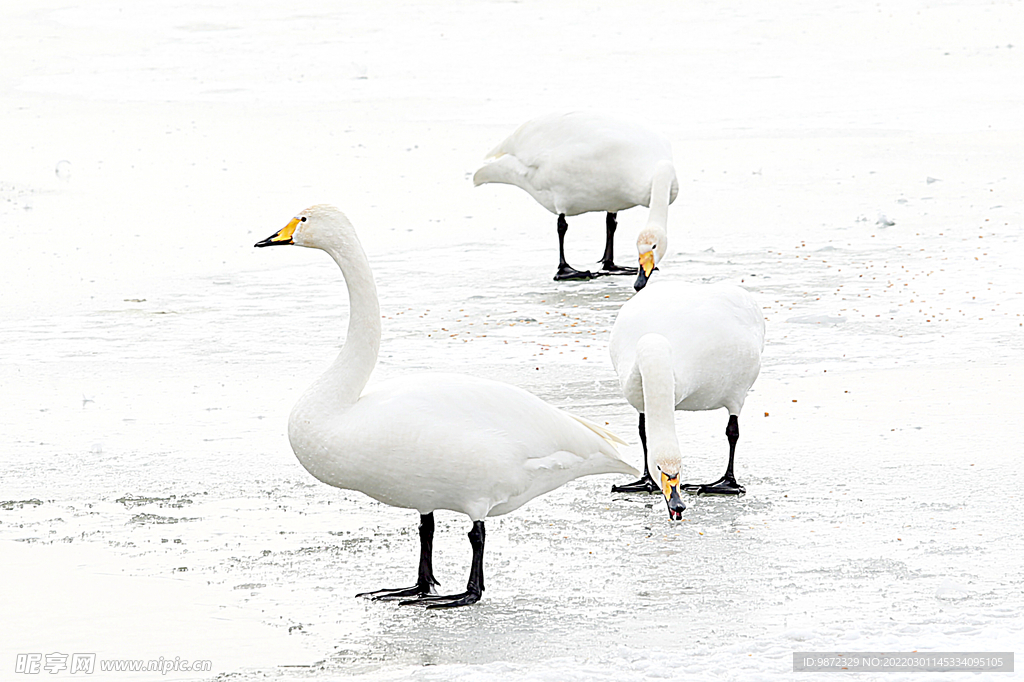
[254, 204, 637, 608]
[608, 279, 765, 518]
[473, 112, 679, 281]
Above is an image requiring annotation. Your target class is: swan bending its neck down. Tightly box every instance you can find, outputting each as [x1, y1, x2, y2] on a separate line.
[473, 111, 678, 281]
[255, 204, 636, 608]
[608, 280, 765, 518]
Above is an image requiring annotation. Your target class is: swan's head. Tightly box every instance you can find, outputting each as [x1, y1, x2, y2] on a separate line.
[633, 227, 667, 292]
[254, 204, 357, 252]
[653, 454, 686, 520]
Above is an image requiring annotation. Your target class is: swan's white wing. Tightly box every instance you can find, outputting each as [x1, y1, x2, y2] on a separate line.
[312, 373, 636, 520]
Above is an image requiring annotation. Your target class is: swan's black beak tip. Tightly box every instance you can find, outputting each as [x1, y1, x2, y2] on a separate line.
[667, 497, 686, 520]
[254, 234, 293, 248]
[634, 266, 658, 291]
[665, 479, 686, 520]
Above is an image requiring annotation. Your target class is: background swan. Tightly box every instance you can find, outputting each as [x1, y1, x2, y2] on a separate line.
[254, 204, 637, 608]
[609, 279, 765, 518]
[473, 112, 679, 281]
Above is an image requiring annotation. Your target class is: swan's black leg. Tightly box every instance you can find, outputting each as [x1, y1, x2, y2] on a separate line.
[599, 212, 638, 275]
[356, 512, 440, 599]
[401, 521, 485, 609]
[683, 414, 746, 496]
[554, 214, 598, 280]
[612, 413, 659, 493]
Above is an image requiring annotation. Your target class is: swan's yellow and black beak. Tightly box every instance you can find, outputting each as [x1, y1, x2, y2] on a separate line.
[661, 471, 685, 520]
[255, 217, 301, 248]
[634, 251, 656, 291]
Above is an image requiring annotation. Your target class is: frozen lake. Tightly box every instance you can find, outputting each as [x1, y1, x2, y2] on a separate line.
[2, 0, 1022, 680]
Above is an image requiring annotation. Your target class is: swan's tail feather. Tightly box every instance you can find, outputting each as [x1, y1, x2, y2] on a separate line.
[568, 414, 629, 446]
[472, 154, 530, 188]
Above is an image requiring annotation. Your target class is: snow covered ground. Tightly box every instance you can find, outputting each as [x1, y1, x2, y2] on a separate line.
[1, 0, 1022, 680]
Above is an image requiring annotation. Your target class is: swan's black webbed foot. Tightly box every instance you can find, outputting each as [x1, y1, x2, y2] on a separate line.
[681, 476, 746, 497]
[356, 583, 437, 600]
[399, 587, 482, 609]
[598, 262, 638, 276]
[611, 474, 659, 494]
[554, 264, 600, 280]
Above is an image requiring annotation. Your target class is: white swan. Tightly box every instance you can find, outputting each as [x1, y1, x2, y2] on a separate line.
[608, 279, 765, 518]
[254, 204, 637, 608]
[473, 111, 679, 282]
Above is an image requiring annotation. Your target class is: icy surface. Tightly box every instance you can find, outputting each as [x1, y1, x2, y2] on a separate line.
[1, 0, 1022, 680]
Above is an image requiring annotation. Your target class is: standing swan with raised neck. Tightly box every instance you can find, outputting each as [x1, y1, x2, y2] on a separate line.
[255, 204, 637, 608]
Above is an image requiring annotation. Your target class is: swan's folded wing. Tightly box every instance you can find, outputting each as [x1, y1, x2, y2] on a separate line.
[362, 373, 635, 476]
[522, 450, 588, 472]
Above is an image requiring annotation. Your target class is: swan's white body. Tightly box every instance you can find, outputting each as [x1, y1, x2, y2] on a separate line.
[610, 280, 765, 477]
[471, 111, 679, 216]
[473, 111, 679, 217]
[291, 372, 635, 521]
[474, 112, 679, 281]
[270, 205, 636, 524]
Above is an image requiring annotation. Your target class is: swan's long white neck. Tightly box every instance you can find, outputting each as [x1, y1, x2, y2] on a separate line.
[636, 332, 681, 476]
[646, 161, 675, 230]
[305, 232, 381, 409]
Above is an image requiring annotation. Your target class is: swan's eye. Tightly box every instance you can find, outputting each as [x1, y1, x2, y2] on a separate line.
[300, 216, 307, 222]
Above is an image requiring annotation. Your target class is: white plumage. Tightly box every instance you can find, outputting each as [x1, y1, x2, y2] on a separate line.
[292, 372, 632, 521]
[609, 280, 765, 517]
[473, 112, 679, 281]
[255, 204, 635, 608]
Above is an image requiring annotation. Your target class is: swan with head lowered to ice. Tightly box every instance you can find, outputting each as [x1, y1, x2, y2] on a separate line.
[473, 111, 678, 281]
[608, 277, 765, 519]
[254, 204, 637, 608]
